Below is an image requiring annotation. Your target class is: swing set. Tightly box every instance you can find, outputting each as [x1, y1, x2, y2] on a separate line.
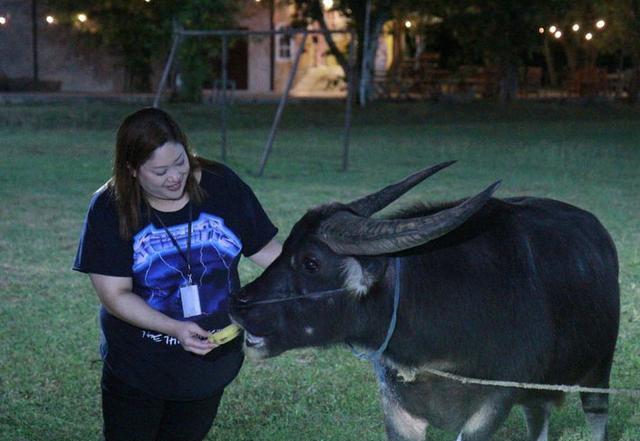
[153, 26, 357, 176]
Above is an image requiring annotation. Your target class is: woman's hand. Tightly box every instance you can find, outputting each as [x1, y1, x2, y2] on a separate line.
[173, 321, 219, 355]
[89, 273, 219, 355]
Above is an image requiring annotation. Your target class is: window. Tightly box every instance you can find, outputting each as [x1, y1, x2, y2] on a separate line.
[276, 25, 292, 60]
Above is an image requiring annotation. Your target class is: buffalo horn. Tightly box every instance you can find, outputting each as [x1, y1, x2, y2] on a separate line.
[318, 181, 501, 255]
[346, 161, 456, 217]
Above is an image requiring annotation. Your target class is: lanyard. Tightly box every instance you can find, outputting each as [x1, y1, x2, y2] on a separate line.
[152, 202, 193, 284]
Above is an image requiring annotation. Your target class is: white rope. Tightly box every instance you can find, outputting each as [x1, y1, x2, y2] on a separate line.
[422, 367, 640, 398]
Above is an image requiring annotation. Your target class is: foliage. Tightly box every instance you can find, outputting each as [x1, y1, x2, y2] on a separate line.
[410, 1, 549, 99]
[600, 0, 640, 102]
[44, 0, 237, 94]
[173, 1, 238, 102]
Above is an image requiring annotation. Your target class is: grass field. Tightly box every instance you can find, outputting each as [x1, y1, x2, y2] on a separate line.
[0, 100, 638, 441]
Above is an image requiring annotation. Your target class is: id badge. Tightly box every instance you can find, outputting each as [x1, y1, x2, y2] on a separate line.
[180, 285, 202, 318]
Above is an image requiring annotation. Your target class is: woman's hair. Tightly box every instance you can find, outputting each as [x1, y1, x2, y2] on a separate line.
[110, 107, 212, 239]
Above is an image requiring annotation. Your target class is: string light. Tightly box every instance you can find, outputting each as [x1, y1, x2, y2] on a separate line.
[46, 15, 55, 24]
[322, 0, 334, 9]
[0, 16, 6, 26]
[77, 13, 87, 22]
[405, 20, 412, 29]
[540, 18, 607, 41]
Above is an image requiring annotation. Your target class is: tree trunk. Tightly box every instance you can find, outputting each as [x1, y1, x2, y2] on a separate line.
[361, 13, 389, 102]
[543, 38, 558, 87]
[315, 8, 350, 81]
[498, 62, 518, 102]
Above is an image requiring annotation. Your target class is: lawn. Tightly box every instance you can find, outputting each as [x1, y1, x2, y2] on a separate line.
[0, 100, 638, 441]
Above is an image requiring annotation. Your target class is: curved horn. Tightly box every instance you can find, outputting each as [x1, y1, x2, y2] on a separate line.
[318, 181, 501, 255]
[347, 161, 456, 217]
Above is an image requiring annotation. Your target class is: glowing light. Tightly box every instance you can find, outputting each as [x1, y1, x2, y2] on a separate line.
[549, 25, 557, 33]
[538, 27, 545, 34]
[77, 13, 87, 22]
[322, 0, 334, 9]
[554, 30, 562, 39]
[572, 23, 580, 32]
[596, 19, 605, 29]
[45, 15, 55, 24]
[0, 16, 6, 26]
[405, 20, 412, 29]
[145, 0, 151, 3]
[585, 32, 593, 40]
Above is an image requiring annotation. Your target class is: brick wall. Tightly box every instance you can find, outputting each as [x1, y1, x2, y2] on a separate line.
[0, 1, 124, 92]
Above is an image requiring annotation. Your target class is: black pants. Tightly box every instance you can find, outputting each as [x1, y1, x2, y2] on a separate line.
[101, 369, 224, 441]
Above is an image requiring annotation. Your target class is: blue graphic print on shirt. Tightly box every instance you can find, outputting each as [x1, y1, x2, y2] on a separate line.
[132, 213, 242, 319]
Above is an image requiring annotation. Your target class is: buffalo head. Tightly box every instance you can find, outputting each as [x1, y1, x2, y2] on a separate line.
[230, 162, 499, 359]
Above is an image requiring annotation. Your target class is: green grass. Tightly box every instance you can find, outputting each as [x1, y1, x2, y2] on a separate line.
[0, 101, 638, 441]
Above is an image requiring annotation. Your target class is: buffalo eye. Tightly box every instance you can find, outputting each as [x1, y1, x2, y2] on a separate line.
[302, 256, 320, 274]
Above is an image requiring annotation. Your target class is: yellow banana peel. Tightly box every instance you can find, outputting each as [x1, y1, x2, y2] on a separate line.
[208, 324, 242, 345]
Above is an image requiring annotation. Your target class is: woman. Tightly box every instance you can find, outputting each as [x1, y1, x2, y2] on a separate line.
[74, 107, 281, 441]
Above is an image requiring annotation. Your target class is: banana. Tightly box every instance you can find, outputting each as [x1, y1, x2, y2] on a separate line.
[208, 324, 242, 345]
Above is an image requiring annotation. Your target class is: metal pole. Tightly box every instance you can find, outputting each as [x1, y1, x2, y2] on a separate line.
[32, 0, 39, 83]
[341, 32, 356, 172]
[153, 30, 182, 108]
[257, 31, 308, 177]
[359, 0, 372, 107]
[269, 0, 275, 91]
[220, 35, 228, 162]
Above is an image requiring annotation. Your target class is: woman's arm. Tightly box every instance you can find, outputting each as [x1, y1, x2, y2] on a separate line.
[247, 238, 282, 269]
[89, 273, 217, 355]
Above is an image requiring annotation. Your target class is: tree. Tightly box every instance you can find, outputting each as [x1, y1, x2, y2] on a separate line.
[290, 0, 396, 102]
[45, 0, 236, 93]
[600, 0, 640, 102]
[422, 1, 551, 100]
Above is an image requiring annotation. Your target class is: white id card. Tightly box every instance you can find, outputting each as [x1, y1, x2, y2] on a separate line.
[180, 285, 202, 318]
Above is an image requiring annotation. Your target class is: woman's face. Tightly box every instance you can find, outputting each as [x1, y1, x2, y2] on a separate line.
[134, 141, 190, 207]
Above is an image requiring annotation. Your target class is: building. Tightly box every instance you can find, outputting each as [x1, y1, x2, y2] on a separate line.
[0, 0, 124, 92]
[0, 0, 395, 97]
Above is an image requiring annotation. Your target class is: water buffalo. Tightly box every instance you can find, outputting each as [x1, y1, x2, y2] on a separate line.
[230, 162, 619, 441]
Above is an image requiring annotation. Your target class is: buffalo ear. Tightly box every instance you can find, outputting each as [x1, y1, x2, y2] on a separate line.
[341, 256, 387, 297]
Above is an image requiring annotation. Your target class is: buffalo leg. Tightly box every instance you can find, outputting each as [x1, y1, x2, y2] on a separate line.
[374, 362, 428, 441]
[580, 392, 609, 441]
[580, 359, 612, 441]
[379, 388, 428, 441]
[455, 395, 513, 441]
[522, 401, 552, 441]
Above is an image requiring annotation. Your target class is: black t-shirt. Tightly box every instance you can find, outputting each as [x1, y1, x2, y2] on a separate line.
[74, 163, 277, 400]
